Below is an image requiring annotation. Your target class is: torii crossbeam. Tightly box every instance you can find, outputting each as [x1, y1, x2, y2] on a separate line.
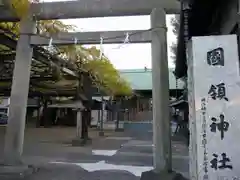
[0, 0, 180, 21]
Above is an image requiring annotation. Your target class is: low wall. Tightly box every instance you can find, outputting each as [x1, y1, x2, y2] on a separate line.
[124, 121, 177, 135]
[124, 121, 152, 132]
[102, 121, 124, 131]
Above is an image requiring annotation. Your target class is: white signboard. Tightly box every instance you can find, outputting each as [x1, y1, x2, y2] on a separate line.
[188, 35, 240, 180]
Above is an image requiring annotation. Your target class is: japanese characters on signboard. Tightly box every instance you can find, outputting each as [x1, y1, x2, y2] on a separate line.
[189, 35, 240, 180]
[203, 47, 231, 180]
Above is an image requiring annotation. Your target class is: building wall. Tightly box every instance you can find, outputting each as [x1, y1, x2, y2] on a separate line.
[0, 97, 38, 108]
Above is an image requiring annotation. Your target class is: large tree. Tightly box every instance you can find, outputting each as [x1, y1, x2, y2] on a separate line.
[1, 0, 132, 140]
[2, 0, 132, 96]
[170, 15, 180, 65]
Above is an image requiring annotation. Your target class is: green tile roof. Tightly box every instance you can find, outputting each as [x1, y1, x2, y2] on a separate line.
[119, 69, 184, 90]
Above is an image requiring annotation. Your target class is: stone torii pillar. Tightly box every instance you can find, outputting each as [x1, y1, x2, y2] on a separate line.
[141, 8, 185, 180]
[151, 8, 170, 172]
[3, 16, 36, 165]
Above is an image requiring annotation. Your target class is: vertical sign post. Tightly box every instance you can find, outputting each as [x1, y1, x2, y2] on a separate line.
[187, 40, 198, 180]
[188, 35, 240, 180]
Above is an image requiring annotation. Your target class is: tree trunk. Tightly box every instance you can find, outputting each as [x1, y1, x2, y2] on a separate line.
[41, 99, 52, 128]
[40, 100, 47, 126]
[81, 109, 90, 140]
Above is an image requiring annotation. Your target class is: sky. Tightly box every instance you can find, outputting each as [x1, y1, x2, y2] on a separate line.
[43, 0, 177, 70]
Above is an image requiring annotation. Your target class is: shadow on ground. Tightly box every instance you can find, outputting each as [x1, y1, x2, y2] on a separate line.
[0, 126, 189, 180]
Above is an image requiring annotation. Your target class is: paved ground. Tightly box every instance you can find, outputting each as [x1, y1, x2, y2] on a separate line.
[0, 126, 189, 180]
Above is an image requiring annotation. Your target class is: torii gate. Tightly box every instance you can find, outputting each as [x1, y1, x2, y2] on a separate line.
[2, 0, 181, 178]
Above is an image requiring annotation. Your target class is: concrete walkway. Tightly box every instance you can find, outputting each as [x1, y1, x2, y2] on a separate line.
[0, 126, 189, 180]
